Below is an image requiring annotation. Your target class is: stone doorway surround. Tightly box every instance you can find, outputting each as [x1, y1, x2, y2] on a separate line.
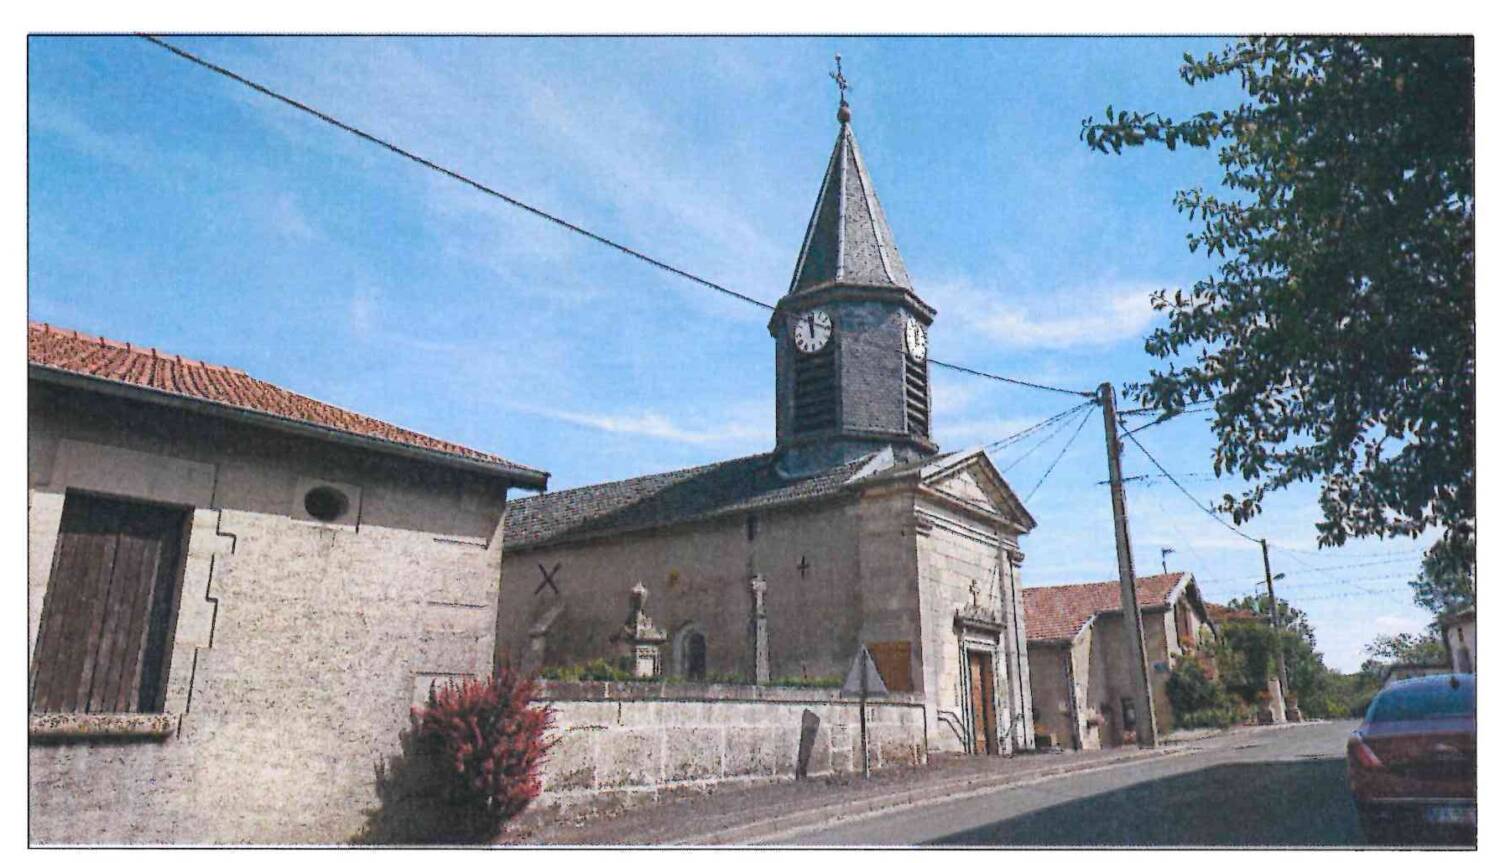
[955, 607, 1007, 756]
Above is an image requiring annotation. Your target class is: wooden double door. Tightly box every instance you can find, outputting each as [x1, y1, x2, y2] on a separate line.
[968, 650, 999, 755]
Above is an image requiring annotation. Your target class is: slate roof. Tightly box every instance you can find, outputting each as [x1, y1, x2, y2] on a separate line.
[1023, 572, 1192, 643]
[505, 451, 892, 550]
[28, 321, 547, 487]
[788, 111, 913, 294]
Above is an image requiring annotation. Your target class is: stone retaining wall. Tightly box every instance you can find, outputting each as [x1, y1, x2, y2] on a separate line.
[530, 680, 928, 817]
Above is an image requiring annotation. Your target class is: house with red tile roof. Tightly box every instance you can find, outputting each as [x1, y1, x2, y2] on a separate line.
[27, 322, 546, 843]
[1023, 572, 1217, 750]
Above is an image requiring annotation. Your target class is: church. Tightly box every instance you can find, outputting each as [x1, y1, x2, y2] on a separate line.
[498, 94, 1040, 756]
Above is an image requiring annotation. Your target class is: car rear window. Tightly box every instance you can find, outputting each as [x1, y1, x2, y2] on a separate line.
[1368, 677, 1475, 722]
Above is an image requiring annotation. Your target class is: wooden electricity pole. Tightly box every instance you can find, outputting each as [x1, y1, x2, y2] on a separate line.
[1260, 538, 1292, 719]
[1098, 383, 1158, 748]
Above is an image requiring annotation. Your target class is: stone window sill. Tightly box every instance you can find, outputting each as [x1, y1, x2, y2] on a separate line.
[29, 712, 175, 741]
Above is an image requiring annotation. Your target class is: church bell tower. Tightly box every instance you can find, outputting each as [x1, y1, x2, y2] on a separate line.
[771, 65, 938, 477]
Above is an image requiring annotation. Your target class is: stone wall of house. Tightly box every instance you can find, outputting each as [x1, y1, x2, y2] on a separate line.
[28, 383, 512, 845]
[498, 497, 868, 684]
[1026, 643, 1072, 748]
[526, 680, 927, 819]
[1081, 608, 1177, 747]
[1143, 608, 1176, 735]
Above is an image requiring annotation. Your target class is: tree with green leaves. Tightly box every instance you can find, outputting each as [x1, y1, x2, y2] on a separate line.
[1083, 38, 1474, 565]
[1410, 532, 1475, 615]
[1226, 593, 1315, 643]
[1215, 592, 1360, 718]
[1364, 630, 1448, 668]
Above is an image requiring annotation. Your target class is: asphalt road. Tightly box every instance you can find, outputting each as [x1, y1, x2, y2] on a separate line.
[775, 720, 1372, 847]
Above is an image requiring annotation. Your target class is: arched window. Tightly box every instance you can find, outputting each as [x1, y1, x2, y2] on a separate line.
[674, 625, 708, 681]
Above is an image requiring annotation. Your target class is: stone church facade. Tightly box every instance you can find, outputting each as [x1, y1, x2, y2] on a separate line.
[499, 100, 1038, 755]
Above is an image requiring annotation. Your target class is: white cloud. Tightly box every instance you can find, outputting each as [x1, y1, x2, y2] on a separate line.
[515, 404, 766, 446]
[269, 192, 318, 241]
[1372, 614, 1428, 634]
[925, 276, 1170, 351]
[30, 104, 155, 173]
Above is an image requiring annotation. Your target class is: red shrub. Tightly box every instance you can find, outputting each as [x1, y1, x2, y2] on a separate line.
[411, 668, 555, 837]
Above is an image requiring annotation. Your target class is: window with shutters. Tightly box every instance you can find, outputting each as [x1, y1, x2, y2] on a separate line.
[792, 350, 836, 434]
[904, 354, 930, 437]
[29, 492, 191, 715]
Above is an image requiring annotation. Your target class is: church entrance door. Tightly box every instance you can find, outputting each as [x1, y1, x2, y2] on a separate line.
[967, 651, 998, 755]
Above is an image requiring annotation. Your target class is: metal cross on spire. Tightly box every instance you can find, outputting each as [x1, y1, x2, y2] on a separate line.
[830, 54, 851, 102]
[830, 54, 852, 123]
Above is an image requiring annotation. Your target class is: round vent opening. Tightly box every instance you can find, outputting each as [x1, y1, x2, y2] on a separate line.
[303, 486, 350, 522]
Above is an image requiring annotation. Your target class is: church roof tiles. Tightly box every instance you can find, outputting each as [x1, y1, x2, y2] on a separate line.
[505, 450, 926, 550]
[28, 321, 547, 487]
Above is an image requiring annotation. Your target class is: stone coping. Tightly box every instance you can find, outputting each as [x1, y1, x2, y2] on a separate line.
[29, 712, 176, 741]
[536, 679, 924, 706]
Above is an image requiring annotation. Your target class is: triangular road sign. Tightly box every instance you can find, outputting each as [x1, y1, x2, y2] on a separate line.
[841, 644, 889, 697]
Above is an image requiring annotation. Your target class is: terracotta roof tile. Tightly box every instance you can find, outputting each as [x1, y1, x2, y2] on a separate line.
[28, 321, 545, 485]
[1204, 601, 1264, 625]
[1023, 572, 1191, 643]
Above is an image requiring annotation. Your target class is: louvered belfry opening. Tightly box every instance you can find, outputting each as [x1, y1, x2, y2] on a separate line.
[792, 349, 836, 434]
[30, 492, 190, 714]
[904, 353, 930, 437]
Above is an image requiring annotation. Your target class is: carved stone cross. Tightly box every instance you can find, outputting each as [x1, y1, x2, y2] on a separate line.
[750, 573, 769, 685]
[968, 578, 982, 608]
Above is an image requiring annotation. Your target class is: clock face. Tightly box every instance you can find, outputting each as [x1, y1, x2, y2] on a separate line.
[792, 310, 833, 354]
[904, 316, 928, 361]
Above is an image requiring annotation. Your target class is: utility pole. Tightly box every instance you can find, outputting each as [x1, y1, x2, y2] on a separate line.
[1098, 382, 1158, 748]
[1259, 538, 1292, 721]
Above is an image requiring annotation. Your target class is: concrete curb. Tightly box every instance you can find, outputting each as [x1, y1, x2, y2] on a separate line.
[668, 745, 1196, 846]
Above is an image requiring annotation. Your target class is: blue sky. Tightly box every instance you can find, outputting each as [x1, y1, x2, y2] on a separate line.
[27, 35, 1437, 671]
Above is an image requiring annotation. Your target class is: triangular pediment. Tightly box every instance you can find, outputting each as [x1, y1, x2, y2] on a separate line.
[918, 449, 1038, 533]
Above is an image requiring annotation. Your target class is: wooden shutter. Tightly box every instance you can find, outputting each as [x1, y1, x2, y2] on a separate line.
[868, 640, 913, 692]
[792, 350, 836, 434]
[30, 493, 189, 714]
[904, 354, 929, 437]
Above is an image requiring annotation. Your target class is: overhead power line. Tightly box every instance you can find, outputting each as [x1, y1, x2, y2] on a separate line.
[1003, 403, 1092, 473]
[139, 34, 1092, 400]
[1119, 425, 1262, 546]
[1276, 585, 1412, 603]
[984, 401, 1093, 454]
[1121, 406, 1213, 436]
[929, 359, 1094, 398]
[1024, 403, 1096, 504]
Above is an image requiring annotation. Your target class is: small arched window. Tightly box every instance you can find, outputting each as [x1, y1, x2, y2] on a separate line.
[686, 632, 707, 681]
[674, 625, 708, 681]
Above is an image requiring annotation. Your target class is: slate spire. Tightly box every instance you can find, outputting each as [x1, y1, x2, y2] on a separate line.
[786, 99, 914, 294]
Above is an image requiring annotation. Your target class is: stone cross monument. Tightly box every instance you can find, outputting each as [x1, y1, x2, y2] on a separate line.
[750, 573, 769, 684]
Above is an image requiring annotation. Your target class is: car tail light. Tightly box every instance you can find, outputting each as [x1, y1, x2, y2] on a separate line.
[1349, 734, 1383, 770]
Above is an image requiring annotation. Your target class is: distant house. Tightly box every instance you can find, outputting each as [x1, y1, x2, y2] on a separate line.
[27, 322, 547, 844]
[1024, 572, 1216, 750]
[1441, 608, 1477, 673]
[1204, 601, 1264, 629]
